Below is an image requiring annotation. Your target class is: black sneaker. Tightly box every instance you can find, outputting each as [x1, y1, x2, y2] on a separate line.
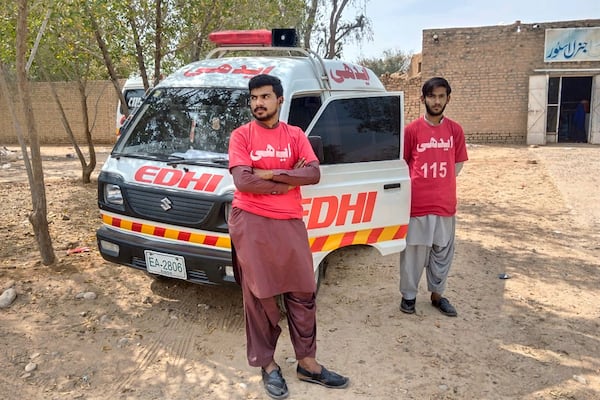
[400, 298, 415, 314]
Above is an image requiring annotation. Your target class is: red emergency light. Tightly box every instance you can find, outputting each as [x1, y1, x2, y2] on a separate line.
[208, 29, 298, 47]
[208, 30, 272, 47]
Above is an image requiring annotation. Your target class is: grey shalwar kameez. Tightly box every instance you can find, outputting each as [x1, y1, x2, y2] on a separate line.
[399, 215, 456, 300]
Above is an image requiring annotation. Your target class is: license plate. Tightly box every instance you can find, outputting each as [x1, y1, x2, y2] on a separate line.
[144, 250, 187, 280]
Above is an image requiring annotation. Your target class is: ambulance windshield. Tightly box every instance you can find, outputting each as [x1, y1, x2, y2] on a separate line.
[114, 87, 251, 161]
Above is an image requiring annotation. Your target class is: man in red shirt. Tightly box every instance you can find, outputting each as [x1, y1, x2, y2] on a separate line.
[228, 74, 349, 399]
[400, 77, 468, 317]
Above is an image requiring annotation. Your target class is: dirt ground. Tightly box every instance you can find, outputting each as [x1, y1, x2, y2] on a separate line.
[0, 143, 599, 400]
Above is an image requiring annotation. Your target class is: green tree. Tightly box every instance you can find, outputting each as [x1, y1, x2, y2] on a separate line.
[302, 0, 371, 59]
[176, 0, 306, 63]
[37, 0, 115, 183]
[0, 0, 56, 265]
[357, 48, 412, 76]
[0, 0, 322, 267]
[80, 0, 306, 113]
[0, 1, 49, 74]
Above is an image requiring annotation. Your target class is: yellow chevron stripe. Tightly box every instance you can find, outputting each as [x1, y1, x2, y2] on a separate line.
[101, 212, 404, 253]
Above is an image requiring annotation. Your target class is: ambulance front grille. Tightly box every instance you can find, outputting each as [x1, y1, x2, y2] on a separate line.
[126, 188, 214, 226]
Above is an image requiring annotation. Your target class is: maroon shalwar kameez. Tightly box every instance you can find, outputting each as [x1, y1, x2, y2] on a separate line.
[229, 207, 317, 367]
[228, 113, 322, 371]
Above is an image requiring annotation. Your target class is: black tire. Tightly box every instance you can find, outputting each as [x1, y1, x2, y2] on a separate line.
[314, 261, 324, 293]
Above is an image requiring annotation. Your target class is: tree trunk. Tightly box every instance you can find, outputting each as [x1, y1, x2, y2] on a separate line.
[303, 0, 318, 50]
[85, 2, 128, 117]
[41, 69, 96, 184]
[16, 0, 55, 265]
[126, 0, 150, 91]
[153, 0, 162, 85]
[77, 79, 96, 183]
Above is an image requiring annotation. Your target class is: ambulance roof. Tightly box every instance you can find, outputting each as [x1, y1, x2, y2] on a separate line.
[157, 54, 386, 95]
[123, 76, 144, 87]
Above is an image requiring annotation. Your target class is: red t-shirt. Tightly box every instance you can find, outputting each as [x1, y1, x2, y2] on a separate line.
[404, 116, 468, 217]
[228, 121, 318, 219]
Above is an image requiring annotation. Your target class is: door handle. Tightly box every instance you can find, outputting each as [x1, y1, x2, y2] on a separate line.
[384, 183, 401, 190]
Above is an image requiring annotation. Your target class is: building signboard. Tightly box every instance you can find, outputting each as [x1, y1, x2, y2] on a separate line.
[545, 27, 600, 62]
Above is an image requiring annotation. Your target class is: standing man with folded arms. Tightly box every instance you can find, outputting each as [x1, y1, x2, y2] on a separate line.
[228, 74, 349, 399]
[400, 76, 468, 317]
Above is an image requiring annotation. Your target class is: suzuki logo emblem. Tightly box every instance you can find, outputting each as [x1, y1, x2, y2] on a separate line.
[160, 197, 172, 211]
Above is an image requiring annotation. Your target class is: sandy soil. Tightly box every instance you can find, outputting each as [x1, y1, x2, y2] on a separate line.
[0, 144, 599, 400]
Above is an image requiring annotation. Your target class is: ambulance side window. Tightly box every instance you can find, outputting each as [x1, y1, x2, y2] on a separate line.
[289, 96, 322, 131]
[309, 96, 401, 164]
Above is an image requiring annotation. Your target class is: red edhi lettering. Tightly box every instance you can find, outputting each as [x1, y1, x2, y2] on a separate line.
[303, 191, 377, 229]
[134, 166, 223, 192]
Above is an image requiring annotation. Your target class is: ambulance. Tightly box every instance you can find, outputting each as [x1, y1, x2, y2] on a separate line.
[96, 28, 411, 288]
[115, 76, 149, 136]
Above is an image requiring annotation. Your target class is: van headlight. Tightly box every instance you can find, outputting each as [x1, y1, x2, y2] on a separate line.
[104, 184, 123, 206]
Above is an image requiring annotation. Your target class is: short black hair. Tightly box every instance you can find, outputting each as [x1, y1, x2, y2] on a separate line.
[248, 74, 283, 97]
[422, 77, 451, 97]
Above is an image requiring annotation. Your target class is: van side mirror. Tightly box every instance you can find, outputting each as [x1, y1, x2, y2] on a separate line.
[308, 136, 324, 163]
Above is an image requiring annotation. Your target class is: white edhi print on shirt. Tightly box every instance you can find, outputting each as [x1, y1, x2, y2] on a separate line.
[416, 136, 454, 153]
[250, 143, 292, 162]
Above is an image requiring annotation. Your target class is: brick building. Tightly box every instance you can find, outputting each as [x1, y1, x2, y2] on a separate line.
[385, 18, 600, 145]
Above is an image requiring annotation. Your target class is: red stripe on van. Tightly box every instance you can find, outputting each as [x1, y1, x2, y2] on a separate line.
[394, 225, 409, 239]
[311, 236, 329, 252]
[178, 231, 191, 241]
[367, 228, 384, 243]
[204, 236, 218, 246]
[340, 231, 357, 247]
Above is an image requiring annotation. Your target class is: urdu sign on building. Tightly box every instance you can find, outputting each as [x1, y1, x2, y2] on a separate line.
[544, 27, 600, 62]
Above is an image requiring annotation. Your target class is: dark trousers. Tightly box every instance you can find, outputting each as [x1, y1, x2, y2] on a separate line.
[241, 278, 317, 367]
[575, 127, 587, 142]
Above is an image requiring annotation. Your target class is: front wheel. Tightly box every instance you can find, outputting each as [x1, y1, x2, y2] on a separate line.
[314, 259, 327, 293]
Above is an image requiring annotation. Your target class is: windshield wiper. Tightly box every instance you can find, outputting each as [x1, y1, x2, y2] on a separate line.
[111, 151, 185, 162]
[166, 157, 229, 168]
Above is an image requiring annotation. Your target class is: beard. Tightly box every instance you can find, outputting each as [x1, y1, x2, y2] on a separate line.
[425, 102, 447, 116]
[252, 107, 278, 121]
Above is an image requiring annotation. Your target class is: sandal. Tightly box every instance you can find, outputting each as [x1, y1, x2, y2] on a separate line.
[297, 364, 349, 389]
[261, 365, 288, 399]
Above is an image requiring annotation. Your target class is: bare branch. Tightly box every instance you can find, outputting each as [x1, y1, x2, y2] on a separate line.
[27, 4, 52, 72]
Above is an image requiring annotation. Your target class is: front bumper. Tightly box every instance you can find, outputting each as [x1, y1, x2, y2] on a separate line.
[96, 226, 237, 285]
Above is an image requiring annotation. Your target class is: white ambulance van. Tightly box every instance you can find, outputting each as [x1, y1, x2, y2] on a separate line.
[96, 29, 411, 287]
[115, 76, 148, 136]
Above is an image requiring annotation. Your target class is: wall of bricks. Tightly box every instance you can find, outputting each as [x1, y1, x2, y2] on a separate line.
[380, 73, 423, 126]
[1, 19, 599, 145]
[0, 80, 119, 145]
[400, 18, 600, 144]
